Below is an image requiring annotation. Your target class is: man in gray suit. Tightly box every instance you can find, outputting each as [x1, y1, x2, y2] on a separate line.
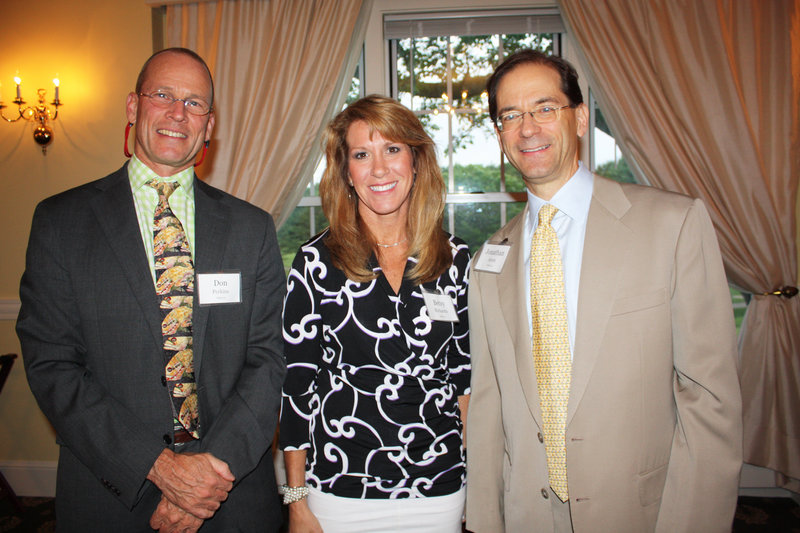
[17, 48, 286, 532]
[465, 49, 742, 532]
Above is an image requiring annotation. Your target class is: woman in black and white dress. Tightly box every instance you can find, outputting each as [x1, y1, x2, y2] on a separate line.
[280, 95, 470, 533]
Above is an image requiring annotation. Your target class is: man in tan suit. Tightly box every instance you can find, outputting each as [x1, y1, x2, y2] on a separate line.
[465, 49, 742, 533]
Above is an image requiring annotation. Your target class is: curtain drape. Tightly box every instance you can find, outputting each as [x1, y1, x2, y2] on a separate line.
[557, 0, 800, 485]
[163, 0, 368, 226]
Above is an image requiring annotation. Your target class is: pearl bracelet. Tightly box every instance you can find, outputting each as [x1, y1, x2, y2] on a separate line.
[280, 484, 309, 505]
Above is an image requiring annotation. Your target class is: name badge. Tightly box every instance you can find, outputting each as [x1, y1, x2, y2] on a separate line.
[197, 272, 242, 305]
[474, 243, 511, 273]
[422, 289, 459, 322]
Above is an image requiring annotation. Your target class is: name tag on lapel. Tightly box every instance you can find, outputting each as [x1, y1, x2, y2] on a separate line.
[197, 272, 242, 305]
[474, 243, 511, 273]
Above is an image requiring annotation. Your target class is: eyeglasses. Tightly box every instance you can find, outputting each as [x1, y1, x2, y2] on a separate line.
[138, 91, 213, 116]
[495, 105, 572, 132]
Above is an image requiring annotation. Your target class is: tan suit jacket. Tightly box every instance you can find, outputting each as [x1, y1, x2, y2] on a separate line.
[465, 176, 742, 533]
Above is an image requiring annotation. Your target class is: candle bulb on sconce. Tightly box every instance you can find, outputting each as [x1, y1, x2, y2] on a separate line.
[1, 74, 64, 154]
[418, 87, 489, 122]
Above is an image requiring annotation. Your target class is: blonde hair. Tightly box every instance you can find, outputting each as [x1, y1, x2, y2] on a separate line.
[319, 95, 451, 284]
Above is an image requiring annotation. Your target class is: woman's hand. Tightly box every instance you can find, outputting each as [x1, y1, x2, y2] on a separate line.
[288, 499, 324, 533]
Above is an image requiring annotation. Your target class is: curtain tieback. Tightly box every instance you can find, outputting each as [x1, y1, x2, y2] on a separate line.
[761, 286, 799, 298]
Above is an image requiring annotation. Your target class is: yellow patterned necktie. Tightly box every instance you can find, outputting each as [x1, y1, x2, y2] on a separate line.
[148, 180, 199, 442]
[530, 203, 571, 501]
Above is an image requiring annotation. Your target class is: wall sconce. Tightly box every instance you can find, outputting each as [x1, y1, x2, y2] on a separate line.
[0, 76, 62, 154]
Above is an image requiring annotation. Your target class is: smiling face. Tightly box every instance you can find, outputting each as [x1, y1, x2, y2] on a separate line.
[346, 120, 415, 228]
[126, 51, 215, 177]
[495, 62, 588, 200]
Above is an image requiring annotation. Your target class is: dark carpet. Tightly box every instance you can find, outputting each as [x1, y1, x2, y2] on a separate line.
[733, 496, 800, 532]
[1, 495, 798, 532]
[0, 497, 54, 533]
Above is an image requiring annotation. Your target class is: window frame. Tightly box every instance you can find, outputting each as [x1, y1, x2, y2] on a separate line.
[279, 1, 593, 262]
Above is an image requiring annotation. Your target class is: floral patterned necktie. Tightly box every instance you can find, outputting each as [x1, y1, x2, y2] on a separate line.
[148, 180, 199, 441]
[530, 204, 571, 501]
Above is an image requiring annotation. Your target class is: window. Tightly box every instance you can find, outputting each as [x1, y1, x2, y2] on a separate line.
[278, 8, 571, 266]
[589, 91, 635, 184]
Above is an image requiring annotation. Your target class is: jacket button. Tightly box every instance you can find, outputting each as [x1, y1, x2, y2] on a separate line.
[541, 488, 549, 499]
[163, 434, 172, 445]
[537, 432, 544, 443]
[161, 376, 167, 387]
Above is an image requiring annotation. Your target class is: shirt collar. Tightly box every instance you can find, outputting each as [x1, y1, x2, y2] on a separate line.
[526, 161, 594, 228]
[127, 155, 195, 194]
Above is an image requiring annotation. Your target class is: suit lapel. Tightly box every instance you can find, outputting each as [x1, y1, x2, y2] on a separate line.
[191, 179, 230, 377]
[89, 166, 163, 351]
[495, 206, 544, 425]
[568, 176, 632, 423]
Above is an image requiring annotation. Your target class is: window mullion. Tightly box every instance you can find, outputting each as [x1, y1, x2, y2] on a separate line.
[446, 36, 455, 195]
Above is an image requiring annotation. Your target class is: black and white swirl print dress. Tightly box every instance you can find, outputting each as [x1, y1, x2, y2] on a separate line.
[280, 230, 471, 499]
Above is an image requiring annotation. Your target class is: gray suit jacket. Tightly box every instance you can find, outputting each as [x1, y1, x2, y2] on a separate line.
[465, 176, 742, 533]
[17, 164, 287, 532]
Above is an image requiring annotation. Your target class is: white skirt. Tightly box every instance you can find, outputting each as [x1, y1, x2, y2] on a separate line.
[307, 486, 466, 533]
